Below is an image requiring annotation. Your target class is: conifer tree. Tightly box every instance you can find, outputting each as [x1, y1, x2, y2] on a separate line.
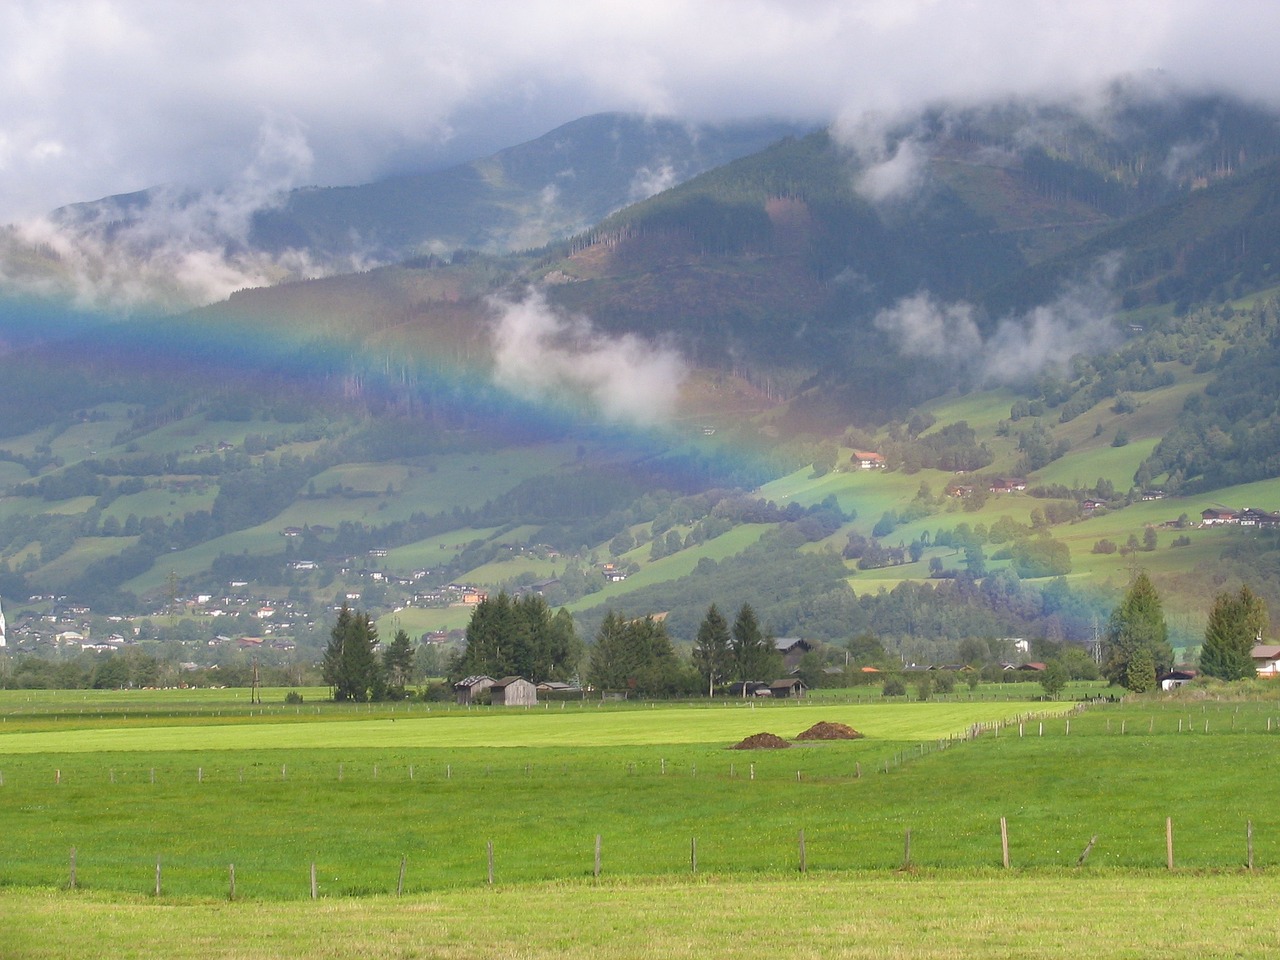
[1102, 571, 1172, 691]
[323, 604, 382, 702]
[693, 603, 732, 696]
[383, 627, 416, 698]
[731, 603, 783, 683]
[1200, 585, 1267, 681]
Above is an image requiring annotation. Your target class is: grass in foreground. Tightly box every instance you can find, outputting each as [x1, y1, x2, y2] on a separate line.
[5, 872, 1279, 960]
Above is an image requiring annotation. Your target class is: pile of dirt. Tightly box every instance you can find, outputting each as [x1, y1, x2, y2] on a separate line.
[795, 721, 864, 741]
[730, 732, 792, 749]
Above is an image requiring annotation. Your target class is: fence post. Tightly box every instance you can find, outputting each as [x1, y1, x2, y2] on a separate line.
[229, 863, 235, 900]
[397, 856, 407, 896]
[1166, 817, 1174, 870]
[690, 837, 697, 873]
[1248, 820, 1254, 871]
[310, 862, 318, 899]
[1000, 817, 1009, 868]
[487, 841, 494, 885]
[798, 829, 807, 874]
[69, 847, 77, 890]
[155, 858, 162, 897]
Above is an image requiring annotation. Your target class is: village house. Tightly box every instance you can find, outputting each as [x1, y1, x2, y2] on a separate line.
[988, 477, 1028, 494]
[851, 450, 887, 470]
[1158, 669, 1197, 691]
[1252, 644, 1280, 676]
[1201, 508, 1239, 525]
[774, 637, 813, 671]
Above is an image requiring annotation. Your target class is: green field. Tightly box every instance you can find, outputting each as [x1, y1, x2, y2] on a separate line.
[4, 872, 1278, 960]
[4, 689, 1280, 957]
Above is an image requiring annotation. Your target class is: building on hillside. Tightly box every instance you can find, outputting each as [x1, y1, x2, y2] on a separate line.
[490, 676, 537, 706]
[454, 675, 494, 705]
[851, 450, 886, 470]
[1201, 508, 1239, 525]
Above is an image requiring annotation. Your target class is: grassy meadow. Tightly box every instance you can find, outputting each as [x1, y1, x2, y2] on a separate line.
[4, 688, 1280, 956]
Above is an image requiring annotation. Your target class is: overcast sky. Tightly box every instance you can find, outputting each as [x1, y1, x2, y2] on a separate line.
[2, 0, 1278, 222]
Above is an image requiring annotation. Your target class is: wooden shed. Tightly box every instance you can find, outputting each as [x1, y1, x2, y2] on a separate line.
[454, 675, 494, 705]
[769, 678, 807, 699]
[490, 676, 538, 707]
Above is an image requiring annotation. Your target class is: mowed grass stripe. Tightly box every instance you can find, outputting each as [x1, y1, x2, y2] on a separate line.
[4, 873, 1278, 960]
[0, 701, 1071, 753]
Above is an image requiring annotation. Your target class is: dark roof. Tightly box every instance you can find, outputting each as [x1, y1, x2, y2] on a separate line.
[774, 637, 812, 652]
[454, 675, 493, 689]
[490, 676, 531, 688]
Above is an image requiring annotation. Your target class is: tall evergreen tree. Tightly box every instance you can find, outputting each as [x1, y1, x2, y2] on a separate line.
[1102, 571, 1172, 691]
[1200, 585, 1267, 681]
[731, 603, 783, 683]
[383, 627, 416, 698]
[458, 592, 581, 682]
[693, 603, 732, 696]
[323, 604, 382, 702]
[588, 611, 635, 691]
[587, 611, 684, 696]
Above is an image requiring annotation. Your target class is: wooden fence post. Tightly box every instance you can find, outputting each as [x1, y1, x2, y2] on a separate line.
[1000, 817, 1009, 868]
[310, 862, 318, 899]
[1166, 817, 1174, 870]
[397, 856, 407, 896]
[229, 863, 235, 900]
[1248, 820, 1254, 871]
[155, 858, 162, 896]
[594, 835, 602, 878]
[487, 841, 494, 885]
[798, 829, 807, 874]
[69, 847, 77, 890]
[690, 837, 697, 873]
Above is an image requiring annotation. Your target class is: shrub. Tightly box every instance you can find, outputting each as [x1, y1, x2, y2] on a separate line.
[284, 690, 304, 705]
[881, 675, 906, 697]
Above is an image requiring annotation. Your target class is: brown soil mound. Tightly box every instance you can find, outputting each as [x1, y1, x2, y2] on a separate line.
[731, 732, 792, 749]
[795, 721, 864, 741]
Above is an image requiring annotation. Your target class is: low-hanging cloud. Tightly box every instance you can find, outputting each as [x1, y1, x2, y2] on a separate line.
[873, 255, 1123, 385]
[3, 2, 1280, 227]
[0, 118, 375, 312]
[489, 290, 687, 425]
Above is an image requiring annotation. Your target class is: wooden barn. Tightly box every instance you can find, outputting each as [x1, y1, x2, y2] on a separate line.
[769, 678, 807, 699]
[454, 675, 493, 705]
[490, 676, 538, 706]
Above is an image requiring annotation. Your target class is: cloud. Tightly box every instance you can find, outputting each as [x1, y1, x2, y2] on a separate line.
[2, 1, 1280, 227]
[489, 290, 687, 425]
[0, 117, 369, 311]
[874, 256, 1123, 385]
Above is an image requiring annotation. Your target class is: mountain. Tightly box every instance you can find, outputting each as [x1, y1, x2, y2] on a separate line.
[6, 91, 1280, 668]
[49, 113, 810, 269]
